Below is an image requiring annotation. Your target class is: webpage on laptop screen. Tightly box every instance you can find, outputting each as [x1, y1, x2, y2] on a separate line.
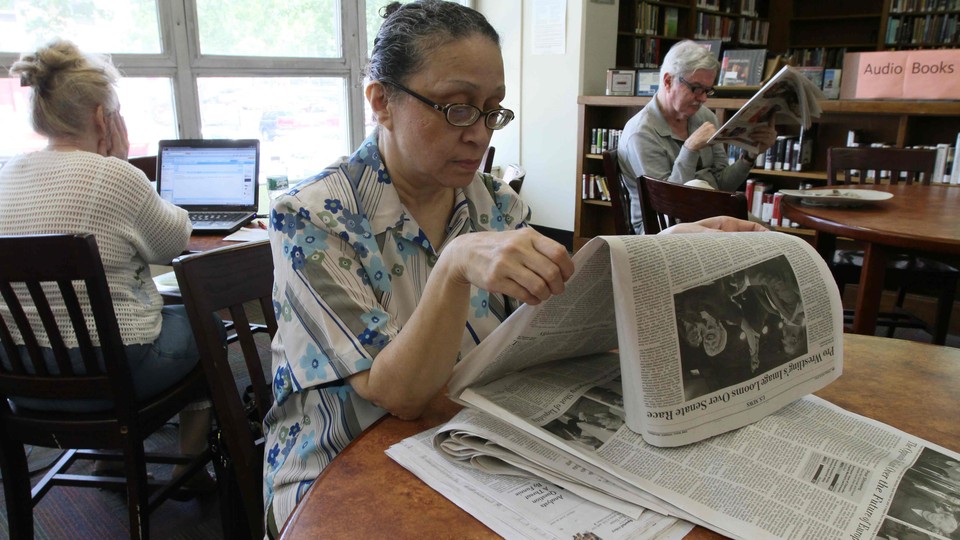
[159, 147, 256, 206]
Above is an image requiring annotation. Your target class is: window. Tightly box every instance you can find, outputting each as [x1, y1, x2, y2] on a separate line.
[0, 0, 380, 181]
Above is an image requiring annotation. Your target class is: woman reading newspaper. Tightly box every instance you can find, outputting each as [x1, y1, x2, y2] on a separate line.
[617, 39, 779, 233]
[261, 2, 767, 534]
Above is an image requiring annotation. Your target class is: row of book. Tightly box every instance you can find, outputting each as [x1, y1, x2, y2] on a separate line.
[784, 47, 847, 69]
[581, 173, 612, 201]
[696, 0, 762, 17]
[634, 3, 680, 37]
[890, 0, 960, 12]
[744, 180, 808, 228]
[738, 17, 769, 45]
[885, 13, 960, 46]
[793, 66, 842, 99]
[694, 12, 737, 41]
[588, 128, 622, 155]
[725, 135, 814, 172]
[630, 36, 662, 69]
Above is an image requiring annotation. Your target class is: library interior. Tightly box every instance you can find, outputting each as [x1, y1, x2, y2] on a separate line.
[1, 1, 960, 539]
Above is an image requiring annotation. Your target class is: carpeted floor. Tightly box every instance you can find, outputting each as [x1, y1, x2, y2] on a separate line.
[0, 420, 224, 540]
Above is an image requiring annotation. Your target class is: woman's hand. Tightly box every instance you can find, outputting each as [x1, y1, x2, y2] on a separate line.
[659, 215, 768, 234]
[98, 110, 129, 160]
[444, 228, 575, 306]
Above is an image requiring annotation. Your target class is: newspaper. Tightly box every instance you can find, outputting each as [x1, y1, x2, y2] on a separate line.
[707, 65, 826, 154]
[449, 232, 844, 447]
[430, 233, 960, 539]
[386, 427, 696, 540]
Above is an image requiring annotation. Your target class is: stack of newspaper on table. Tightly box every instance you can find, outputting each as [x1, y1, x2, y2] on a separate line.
[387, 233, 960, 540]
[708, 65, 826, 155]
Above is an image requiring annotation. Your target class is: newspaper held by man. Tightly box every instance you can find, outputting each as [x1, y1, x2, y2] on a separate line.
[707, 65, 826, 155]
[448, 232, 844, 448]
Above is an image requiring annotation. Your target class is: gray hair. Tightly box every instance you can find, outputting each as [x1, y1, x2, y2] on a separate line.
[659, 40, 721, 85]
[366, 0, 500, 87]
[9, 39, 121, 139]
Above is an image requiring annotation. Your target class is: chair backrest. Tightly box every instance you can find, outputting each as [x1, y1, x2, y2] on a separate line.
[481, 146, 495, 174]
[0, 234, 137, 412]
[638, 175, 749, 234]
[173, 239, 276, 539]
[129, 155, 158, 182]
[827, 146, 937, 185]
[601, 149, 636, 235]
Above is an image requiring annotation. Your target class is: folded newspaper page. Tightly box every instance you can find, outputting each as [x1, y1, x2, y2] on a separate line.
[386, 427, 696, 540]
[707, 65, 826, 154]
[436, 365, 960, 540]
[449, 232, 844, 448]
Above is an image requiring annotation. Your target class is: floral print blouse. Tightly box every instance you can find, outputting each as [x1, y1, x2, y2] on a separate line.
[263, 133, 530, 527]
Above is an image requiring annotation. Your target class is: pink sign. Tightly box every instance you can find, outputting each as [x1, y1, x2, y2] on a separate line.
[841, 49, 960, 100]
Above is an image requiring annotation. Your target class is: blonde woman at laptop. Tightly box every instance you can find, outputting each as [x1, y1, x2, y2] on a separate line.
[0, 39, 215, 494]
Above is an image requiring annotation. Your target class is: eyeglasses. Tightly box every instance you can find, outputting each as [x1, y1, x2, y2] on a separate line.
[381, 79, 515, 130]
[678, 76, 716, 97]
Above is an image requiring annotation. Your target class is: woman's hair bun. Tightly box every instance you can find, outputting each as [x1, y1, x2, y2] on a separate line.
[381, 1, 404, 19]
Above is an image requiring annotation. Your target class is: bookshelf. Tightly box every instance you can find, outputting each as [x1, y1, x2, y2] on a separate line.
[616, 0, 772, 69]
[573, 95, 960, 250]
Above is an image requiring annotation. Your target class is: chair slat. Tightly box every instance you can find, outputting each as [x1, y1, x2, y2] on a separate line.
[0, 281, 49, 375]
[58, 279, 102, 375]
[26, 280, 75, 375]
[229, 305, 271, 422]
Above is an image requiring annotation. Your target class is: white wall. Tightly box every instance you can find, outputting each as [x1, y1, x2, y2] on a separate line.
[478, 0, 617, 232]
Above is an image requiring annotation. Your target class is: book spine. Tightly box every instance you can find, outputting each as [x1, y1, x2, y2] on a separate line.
[951, 132, 960, 185]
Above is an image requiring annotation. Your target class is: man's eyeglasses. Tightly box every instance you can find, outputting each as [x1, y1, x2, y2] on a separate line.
[678, 76, 716, 97]
[381, 79, 515, 130]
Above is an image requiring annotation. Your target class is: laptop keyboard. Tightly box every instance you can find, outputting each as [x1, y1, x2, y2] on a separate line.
[189, 212, 249, 226]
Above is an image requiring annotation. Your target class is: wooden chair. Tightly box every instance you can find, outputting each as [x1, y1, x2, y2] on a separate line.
[173, 240, 276, 540]
[600, 149, 636, 235]
[827, 146, 936, 185]
[637, 175, 749, 234]
[827, 146, 957, 344]
[0, 234, 212, 540]
[129, 155, 158, 182]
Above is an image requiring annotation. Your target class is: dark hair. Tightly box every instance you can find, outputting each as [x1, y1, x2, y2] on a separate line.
[366, 0, 500, 85]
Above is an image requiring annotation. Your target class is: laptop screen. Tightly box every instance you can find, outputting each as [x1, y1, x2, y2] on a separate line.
[157, 139, 259, 210]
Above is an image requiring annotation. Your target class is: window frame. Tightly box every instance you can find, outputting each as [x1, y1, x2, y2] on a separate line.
[0, 0, 371, 152]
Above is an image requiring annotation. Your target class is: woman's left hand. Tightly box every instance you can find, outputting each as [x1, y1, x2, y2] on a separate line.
[660, 215, 768, 234]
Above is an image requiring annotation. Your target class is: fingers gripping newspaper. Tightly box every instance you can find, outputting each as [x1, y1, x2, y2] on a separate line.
[448, 232, 844, 447]
[707, 65, 825, 155]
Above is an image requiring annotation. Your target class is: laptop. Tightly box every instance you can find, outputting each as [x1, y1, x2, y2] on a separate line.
[156, 139, 260, 234]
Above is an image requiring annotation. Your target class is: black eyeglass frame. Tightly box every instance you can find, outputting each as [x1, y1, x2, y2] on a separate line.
[677, 76, 717, 97]
[380, 79, 515, 130]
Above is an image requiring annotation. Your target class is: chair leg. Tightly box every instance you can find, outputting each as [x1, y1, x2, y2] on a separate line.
[932, 282, 956, 346]
[124, 442, 152, 540]
[0, 442, 34, 540]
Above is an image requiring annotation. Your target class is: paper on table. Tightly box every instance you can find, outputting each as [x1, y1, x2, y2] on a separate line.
[223, 227, 269, 242]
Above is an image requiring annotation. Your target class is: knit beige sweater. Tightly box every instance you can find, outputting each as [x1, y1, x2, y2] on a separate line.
[0, 150, 191, 347]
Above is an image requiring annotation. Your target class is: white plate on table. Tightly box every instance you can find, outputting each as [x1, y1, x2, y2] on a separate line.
[779, 189, 894, 207]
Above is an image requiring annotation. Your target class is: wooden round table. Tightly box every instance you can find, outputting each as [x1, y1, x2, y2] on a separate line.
[781, 184, 960, 337]
[279, 334, 960, 539]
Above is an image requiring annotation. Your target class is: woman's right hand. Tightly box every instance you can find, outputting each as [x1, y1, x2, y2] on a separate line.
[443, 228, 575, 306]
[98, 110, 129, 160]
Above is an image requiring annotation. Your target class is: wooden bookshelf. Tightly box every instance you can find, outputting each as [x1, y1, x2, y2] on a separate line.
[615, 0, 772, 69]
[573, 95, 960, 250]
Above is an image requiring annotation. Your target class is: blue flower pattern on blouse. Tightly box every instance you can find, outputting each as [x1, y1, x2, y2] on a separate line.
[262, 133, 532, 526]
